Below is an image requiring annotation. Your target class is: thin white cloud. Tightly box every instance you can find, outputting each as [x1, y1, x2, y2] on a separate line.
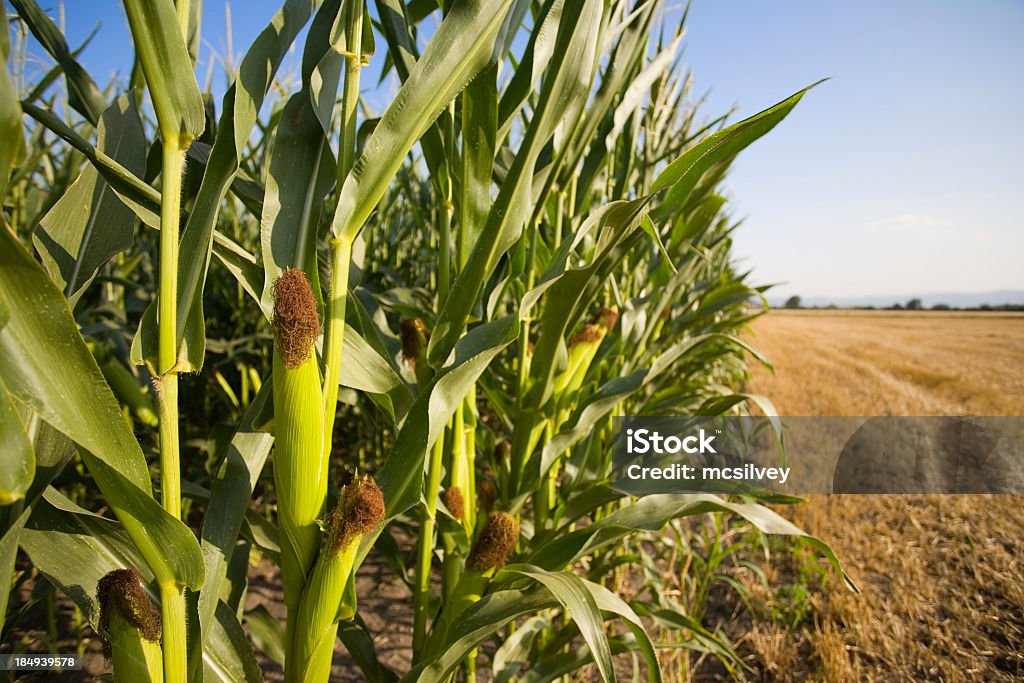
[863, 213, 953, 236]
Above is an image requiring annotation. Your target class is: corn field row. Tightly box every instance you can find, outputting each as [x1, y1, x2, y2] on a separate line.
[0, 0, 848, 681]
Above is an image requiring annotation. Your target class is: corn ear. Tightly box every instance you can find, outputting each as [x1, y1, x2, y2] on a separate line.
[271, 269, 326, 614]
[442, 486, 465, 521]
[291, 476, 384, 682]
[554, 308, 618, 400]
[439, 512, 519, 628]
[400, 317, 432, 387]
[97, 569, 164, 683]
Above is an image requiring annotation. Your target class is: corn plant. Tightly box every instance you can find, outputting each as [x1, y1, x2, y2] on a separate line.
[0, 0, 853, 681]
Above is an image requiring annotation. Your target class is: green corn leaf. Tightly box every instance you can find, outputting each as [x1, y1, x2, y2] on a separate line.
[0, 421, 75, 636]
[0, 228, 203, 589]
[517, 634, 659, 683]
[204, 601, 265, 683]
[33, 96, 146, 306]
[527, 493, 857, 592]
[21, 489, 261, 682]
[0, 378, 34, 506]
[340, 328, 414, 424]
[516, 85, 816, 426]
[347, 316, 519, 603]
[635, 605, 744, 669]
[179, 0, 203, 65]
[122, 0, 205, 140]
[0, 9, 24, 201]
[21, 488, 151, 625]
[502, 567, 616, 682]
[244, 605, 285, 665]
[428, 0, 604, 366]
[23, 27, 97, 107]
[331, 0, 517, 242]
[605, 30, 682, 151]
[493, 0, 551, 136]
[522, 198, 650, 413]
[19, 100, 164, 225]
[493, 615, 550, 683]
[0, 513, 27, 636]
[8, 0, 106, 125]
[457, 62, 498, 269]
[666, 193, 727, 246]
[198, 382, 273, 643]
[259, 0, 345, 315]
[650, 81, 824, 196]
[694, 281, 760, 320]
[371, 0, 452, 198]
[337, 615, 401, 683]
[404, 588, 559, 682]
[550, 485, 622, 535]
[563, 0, 658, 178]
[536, 334, 734, 485]
[18, 100, 261, 303]
[579, 578, 662, 682]
[258, 90, 336, 312]
[640, 214, 677, 274]
[374, 315, 520, 520]
[134, 0, 320, 370]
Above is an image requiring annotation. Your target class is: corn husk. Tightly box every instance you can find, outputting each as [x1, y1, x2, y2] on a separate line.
[97, 569, 164, 683]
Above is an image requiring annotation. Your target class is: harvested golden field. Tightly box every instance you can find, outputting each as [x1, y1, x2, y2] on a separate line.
[746, 310, 1024, 416]
[742, 311, 1024, 681]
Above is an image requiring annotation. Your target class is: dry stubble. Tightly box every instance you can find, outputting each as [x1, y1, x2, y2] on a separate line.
[743, 310, 1024, 681]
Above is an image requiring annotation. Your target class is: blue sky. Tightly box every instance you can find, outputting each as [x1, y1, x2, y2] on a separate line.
[677, 2, 1024, 299]
[15, 1, 1024, 299]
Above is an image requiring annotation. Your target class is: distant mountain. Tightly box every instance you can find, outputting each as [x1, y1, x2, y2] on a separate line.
[766, 290, 1024, 309]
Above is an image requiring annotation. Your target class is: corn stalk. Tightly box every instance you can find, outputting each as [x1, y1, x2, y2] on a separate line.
[0, 1, 856, 682]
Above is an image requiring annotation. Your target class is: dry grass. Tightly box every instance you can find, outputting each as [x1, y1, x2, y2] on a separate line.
[742, 310, 1024, 681]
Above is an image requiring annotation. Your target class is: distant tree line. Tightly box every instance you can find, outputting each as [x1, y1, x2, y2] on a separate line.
[778, 295, 1024, 312]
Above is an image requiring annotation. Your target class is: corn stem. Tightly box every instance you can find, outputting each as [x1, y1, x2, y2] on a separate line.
[321, 236, 351, 449]
[155, 132, 187, 683]
[157, 136, 184, 520]
[463, 389, 477, 533]
[413, 431, 446, 659]
[322, 0, 363, 445]
[535, 419, 556, 529]
[159, 581, 186, 683]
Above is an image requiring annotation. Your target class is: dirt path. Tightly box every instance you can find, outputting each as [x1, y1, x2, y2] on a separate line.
[742, 311, 1024, 681]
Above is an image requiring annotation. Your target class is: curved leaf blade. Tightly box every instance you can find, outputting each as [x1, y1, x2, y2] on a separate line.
[403, 588, 558, 683]
[376, 316, 520, 519]
[0, 227, 203, 588]
[33, 95, 145, 306]
[0, 8, 24, 199]
[503, 567, 615, 682]
[650, 82, 823, 194]
[8, 0, 106, 124]
[528, 493, 856, 592]
[0, 378, 33, 505]
[122, 0, 205, 138]
[332, 0, 516, 241]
